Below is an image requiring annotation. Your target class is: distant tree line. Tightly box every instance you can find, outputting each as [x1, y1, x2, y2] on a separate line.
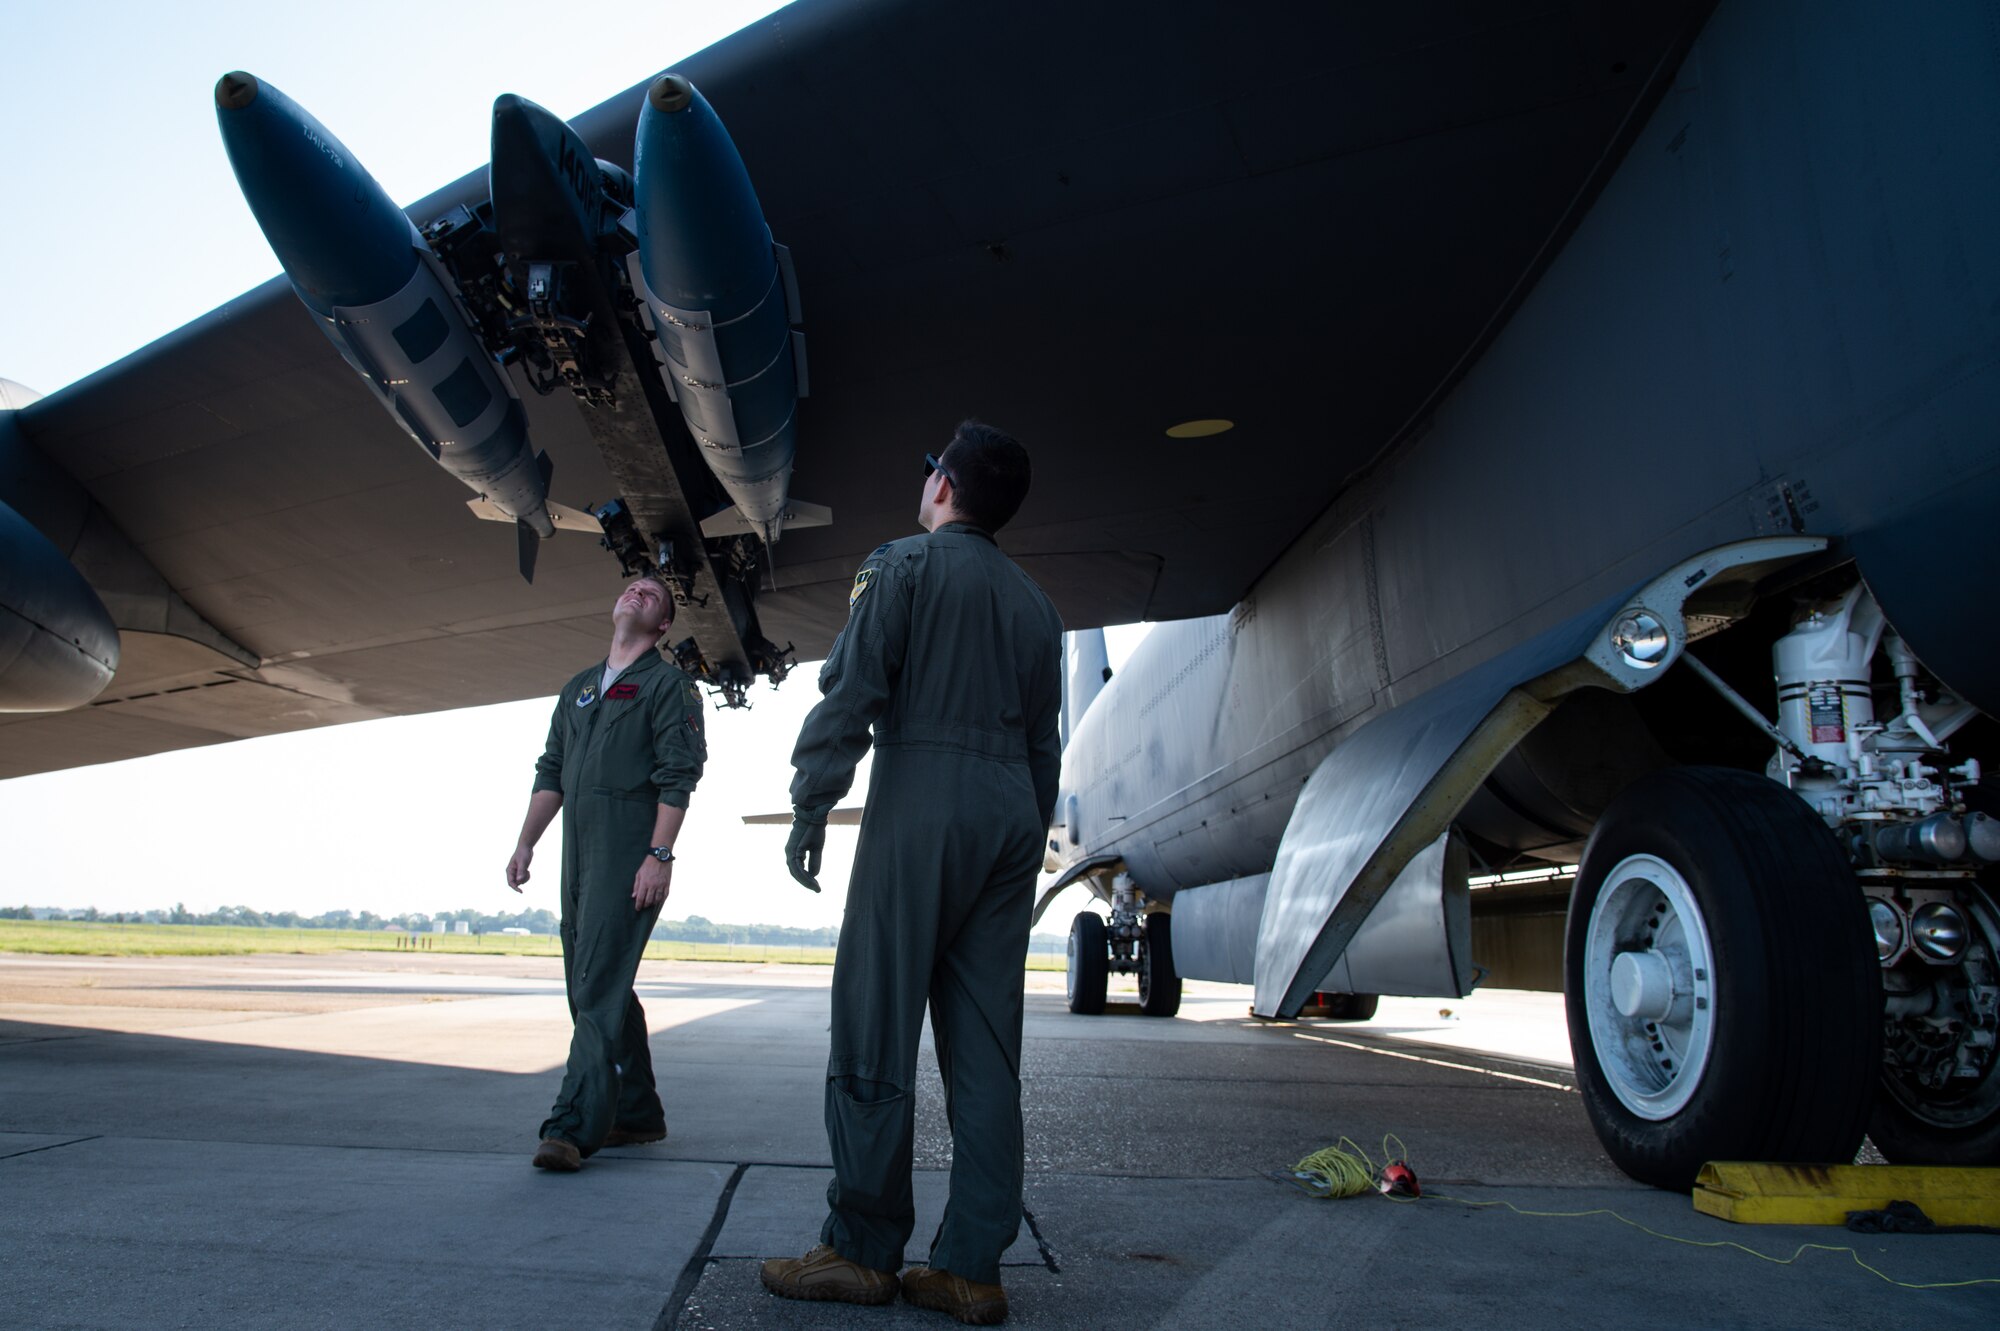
[658, 915, 841, 947]
[0, 903, 843, 945]
[0, 903, 565, 932]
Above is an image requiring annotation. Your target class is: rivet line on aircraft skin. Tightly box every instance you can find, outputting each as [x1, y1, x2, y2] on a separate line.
[1291, 1031, 1577, 1093]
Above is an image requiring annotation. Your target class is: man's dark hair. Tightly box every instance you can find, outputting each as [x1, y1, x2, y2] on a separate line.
[939, 419, 1032, 532]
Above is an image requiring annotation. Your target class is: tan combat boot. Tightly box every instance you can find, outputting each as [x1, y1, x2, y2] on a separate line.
[900, 1265, 1008, 1324]
[759, 1244, 900, 1306]
[531, 1138, 581, 1171]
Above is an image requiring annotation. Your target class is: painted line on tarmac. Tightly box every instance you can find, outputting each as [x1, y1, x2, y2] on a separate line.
[0, 1134, 100, 1161]
[654, 1160, 749, 1331]
[1291, 1032, 1576, 1092]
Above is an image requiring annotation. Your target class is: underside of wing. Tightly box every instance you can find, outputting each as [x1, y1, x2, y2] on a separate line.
[0, 0, 1711, 778]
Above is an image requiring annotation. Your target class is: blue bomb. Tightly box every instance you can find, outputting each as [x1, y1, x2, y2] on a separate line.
[215, 72, 558, 577]
[629, 75, 809, 545]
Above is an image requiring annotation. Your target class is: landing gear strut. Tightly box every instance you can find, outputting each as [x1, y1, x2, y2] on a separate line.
[1064, 873, 1180, 1017]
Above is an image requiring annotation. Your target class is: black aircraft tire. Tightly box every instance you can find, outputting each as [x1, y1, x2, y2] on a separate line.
[1067, 912, 1109, 1015]
[1139, 914, 1183, 1018]
[1329, 993, 1380, 1022]
[1868, 884, 2000, 1165]
[1564, 766, 1881, 1191]
[1871, 1086, 2000, 1166]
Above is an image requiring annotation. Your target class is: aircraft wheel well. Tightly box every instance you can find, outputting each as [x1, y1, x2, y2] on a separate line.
[1464, 564, 2000, 876]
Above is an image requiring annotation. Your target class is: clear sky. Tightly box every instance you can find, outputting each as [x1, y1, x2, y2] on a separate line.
[0, 1, 1151, 927]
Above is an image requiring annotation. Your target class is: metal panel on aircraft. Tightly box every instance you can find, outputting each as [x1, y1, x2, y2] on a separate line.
[1250, 589, 1631, 1017]
[1172, 832, 1472, 999]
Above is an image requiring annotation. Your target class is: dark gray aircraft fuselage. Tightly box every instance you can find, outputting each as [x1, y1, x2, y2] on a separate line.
[1050, 2, 2000, 1185]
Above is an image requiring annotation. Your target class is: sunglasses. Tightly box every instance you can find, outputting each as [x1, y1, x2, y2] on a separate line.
[923, 452, 957, 487]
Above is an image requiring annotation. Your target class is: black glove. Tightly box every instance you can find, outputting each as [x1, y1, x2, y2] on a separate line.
[786, 804, 831, 892]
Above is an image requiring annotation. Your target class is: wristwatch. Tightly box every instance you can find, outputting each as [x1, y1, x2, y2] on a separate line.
[648, 845, 675, 863]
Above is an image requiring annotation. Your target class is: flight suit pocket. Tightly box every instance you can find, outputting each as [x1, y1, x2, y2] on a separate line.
[589, 704, 656, 790]
[578, 789, 656, 897]
[826, 1077, 911, 1214]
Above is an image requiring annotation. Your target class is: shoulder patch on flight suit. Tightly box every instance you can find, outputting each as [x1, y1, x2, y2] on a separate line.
[849, 566, 877, 610]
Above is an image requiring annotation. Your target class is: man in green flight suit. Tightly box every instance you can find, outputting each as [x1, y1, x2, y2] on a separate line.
[505, 573, 706, 1172]
[761, 421, 1062, 1326]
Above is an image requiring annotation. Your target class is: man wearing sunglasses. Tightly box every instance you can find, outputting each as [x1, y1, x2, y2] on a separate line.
[763, 420, 1062, 1325]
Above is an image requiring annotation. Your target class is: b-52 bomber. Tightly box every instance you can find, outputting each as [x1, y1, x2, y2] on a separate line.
[2, 0, 1997, 1188]
[1037, 2, 2000, 1187]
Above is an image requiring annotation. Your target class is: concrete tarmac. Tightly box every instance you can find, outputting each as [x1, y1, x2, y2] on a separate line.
[1, 952, 1994, 1329]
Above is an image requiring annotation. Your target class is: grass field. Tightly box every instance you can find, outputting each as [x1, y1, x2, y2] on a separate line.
[0, 919, 1071, 969]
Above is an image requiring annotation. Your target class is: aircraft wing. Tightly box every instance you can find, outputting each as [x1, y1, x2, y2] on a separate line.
[0, 0, 1710, 779]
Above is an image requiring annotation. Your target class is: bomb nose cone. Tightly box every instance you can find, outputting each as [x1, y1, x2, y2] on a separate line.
[490, 92, 534, 150]
[215, 71, 259, 110]
[650, 74, 694, 113]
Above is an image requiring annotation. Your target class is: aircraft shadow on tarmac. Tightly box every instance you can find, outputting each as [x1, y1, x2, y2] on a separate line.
[5, 981, 1997, 1328]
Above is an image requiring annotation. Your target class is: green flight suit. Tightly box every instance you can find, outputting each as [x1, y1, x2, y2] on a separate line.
[791, 521, 1063, 1283]
[531, 648, 706, 1154]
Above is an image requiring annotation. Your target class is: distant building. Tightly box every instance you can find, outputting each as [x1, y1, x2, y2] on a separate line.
[433, 920, 448, 933]
[499, 927, 530, 936]
[453, 921, 470, 935]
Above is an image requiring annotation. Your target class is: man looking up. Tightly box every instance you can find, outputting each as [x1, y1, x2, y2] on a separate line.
[506, 574, 706, 1172]
[761, 421, 1063, 1325]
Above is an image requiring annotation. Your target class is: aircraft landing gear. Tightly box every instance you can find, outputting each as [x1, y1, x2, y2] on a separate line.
[1565, 766, 1881, 1189]
[1139, 912, 1182, 1018]
[1065, 873, 1181, 1016]
[1868, 881, 2000, 1164]
[1066, 911, 1108, 1015]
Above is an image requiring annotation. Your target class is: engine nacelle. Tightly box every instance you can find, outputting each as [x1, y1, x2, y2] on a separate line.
[0, 496, 117, 712]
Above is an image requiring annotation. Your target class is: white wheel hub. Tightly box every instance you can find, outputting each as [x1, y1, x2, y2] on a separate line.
[1583, 853, 1717, 1120]
[1610, 950, 1675, 1021]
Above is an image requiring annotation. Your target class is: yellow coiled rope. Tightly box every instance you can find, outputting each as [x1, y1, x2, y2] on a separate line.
[1287, 1135, 1408, 1199]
